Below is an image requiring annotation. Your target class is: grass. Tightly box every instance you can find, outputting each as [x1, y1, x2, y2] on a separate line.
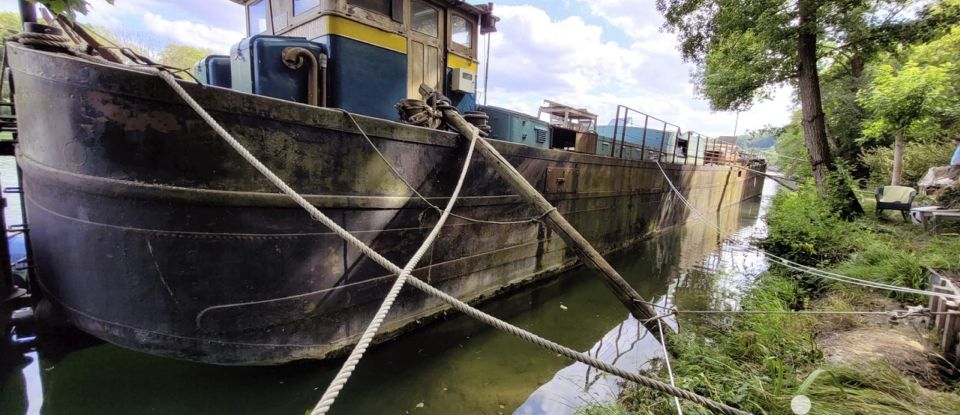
[802, 364, 960, 415]
[578, 186, 960, 415]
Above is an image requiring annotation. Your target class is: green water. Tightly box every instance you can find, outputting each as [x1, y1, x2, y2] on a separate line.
[1, 182, 776, 415]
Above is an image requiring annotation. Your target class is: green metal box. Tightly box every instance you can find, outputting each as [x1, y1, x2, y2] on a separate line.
[480, 106, 551, 149]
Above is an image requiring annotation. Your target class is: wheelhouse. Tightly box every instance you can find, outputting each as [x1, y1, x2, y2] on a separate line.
[229, 0, 496, 119]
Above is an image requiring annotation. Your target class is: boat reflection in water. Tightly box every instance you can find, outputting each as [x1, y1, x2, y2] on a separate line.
[1, 182, 776, 415]
[516, 180, 773, 414]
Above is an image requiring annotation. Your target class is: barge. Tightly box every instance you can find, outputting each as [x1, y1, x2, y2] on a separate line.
[5, 0, 764, 364]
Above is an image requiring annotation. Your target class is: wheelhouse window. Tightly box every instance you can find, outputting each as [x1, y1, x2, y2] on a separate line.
[451, 15, 473, 48]
[247, 0, 268, 35]
[294, 0, 320, 15]
[412, 0, 439, 37]
[348, 0, 392, 16]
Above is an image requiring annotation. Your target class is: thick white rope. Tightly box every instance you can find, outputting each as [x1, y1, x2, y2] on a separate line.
[309, 120, 478, 414]
[156, 69, 478, 414]
[158, 70, 752, 415]
[653, 160, 960, 301]
[398, 276, 751, 415]
[157, 71, 403, 274]
[344, 111, 549, 226]
[658, 319, 683, 415]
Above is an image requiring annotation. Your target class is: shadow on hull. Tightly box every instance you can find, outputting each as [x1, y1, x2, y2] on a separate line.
[6, 43, 766, 365]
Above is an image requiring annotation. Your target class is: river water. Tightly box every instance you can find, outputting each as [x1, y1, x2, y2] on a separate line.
[0, 171, 776, 415]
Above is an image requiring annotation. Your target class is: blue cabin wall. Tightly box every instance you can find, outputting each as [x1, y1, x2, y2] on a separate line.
[313, 35, 406, 121]
[595, 125, 673, 150]
[195, 55, 232, 89]
[227, 32, 474, 121]
[595, 126, 715, 164]
[595, 126, 683, 161]
[230, 36, 327, 105]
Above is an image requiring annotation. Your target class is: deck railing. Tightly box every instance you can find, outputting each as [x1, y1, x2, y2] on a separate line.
[610, 105, 762, 167]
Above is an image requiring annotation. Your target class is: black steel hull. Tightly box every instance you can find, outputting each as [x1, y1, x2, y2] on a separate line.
[7, 43, 765, 364]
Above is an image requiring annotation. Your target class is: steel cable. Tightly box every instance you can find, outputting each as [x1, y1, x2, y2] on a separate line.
[653, 160, 960, 301]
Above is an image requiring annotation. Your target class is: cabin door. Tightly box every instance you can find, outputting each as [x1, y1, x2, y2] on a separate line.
[407, 0, 445, 99]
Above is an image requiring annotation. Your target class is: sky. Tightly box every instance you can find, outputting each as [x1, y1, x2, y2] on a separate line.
[1, 0, 797, 136]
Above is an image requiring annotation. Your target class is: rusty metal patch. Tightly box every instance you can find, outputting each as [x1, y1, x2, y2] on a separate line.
[546, 167, 576, 193]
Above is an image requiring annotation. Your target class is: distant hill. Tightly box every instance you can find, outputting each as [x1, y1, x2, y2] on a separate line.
[737, 133, 776, 150]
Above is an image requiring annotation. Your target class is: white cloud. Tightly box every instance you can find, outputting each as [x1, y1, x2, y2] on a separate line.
[142, 12, 244, 53]
[56, 1, 792, 135]
[80, 0, 155, 28]
[484, 5, 649, 98]
[574, 0, 682, 57]
[478, 1, 796, 136]
[578, 0, 795, 134]
[72, 0, 244, 54]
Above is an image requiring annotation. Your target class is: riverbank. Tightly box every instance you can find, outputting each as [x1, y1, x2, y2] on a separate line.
[585, 184, 960, 415]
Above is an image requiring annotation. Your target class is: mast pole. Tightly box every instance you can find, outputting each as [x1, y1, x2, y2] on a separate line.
[18, 0, 37, 28]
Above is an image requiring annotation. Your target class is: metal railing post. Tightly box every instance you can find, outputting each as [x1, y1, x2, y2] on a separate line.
[658, 121, 667, 161]
[18, 0, 36, 27]
[612, 106, 621, 157]
[639, 115, 649, 160]
[674, 127, 681, 164]
[618, 108, 628, 158]
[695, 133, 701, 165]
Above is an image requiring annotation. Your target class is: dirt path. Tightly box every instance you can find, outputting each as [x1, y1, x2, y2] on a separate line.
[816, 299, 949, 388]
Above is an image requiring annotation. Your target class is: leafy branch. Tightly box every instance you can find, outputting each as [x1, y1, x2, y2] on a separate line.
[27, 0, 114, 20]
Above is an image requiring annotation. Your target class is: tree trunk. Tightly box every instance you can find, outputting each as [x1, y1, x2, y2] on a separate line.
[826, 131, 839, 154]
[797, 0, 833, 189]
[891, 130, 905, 186]
[796, 0, 864, 218]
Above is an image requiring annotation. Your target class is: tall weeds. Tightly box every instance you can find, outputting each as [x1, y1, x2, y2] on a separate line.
[581, 182, 960, 415]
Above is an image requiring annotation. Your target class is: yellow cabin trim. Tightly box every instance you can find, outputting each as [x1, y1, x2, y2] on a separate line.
[447, 53, 479, 71]
[319, 15, 408, 54]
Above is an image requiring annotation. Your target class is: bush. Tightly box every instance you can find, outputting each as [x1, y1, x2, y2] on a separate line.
[860, 141, 953, 186]
[823, 168, 865, 220]
[761, 182, 857, 266]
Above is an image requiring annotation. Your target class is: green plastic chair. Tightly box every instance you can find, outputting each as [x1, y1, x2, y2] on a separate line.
[875, 186, 917, 221]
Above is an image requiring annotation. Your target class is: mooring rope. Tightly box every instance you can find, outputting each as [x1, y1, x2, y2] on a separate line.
[343, 109, 549, 226]
[156, 70, 751, 415]
[674, 308, 947, 316]
[311, 119, 478, 414]
[676, 308, 949, 321]
[398, 276, 751, 415]
[653, 160, 960, 301]
[658, 319, 684, 415]
[155, 68, 478, 412]
[11, 32, 78, 51]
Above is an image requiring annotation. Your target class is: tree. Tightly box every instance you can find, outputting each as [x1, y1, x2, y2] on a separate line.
[28, 0, 113, 20]
[820, 57, 873, 175]
[775, 112, 815, 179]
[159, 44, 215, 71]
[860, 21, 960, 185]
[1, 12, 20, 106]
[656, 0, 955, 215]
[1, 11, 21, 56]
[860, 63, 953, 185]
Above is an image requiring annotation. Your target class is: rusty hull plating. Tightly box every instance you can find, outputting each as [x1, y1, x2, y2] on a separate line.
[6, 43, 765, 365]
